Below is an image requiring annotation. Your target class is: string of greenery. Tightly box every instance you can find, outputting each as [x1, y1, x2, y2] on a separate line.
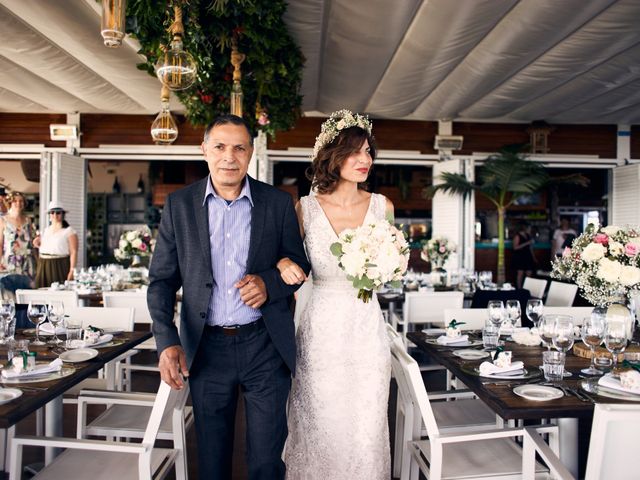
[126, 0, 304, 136]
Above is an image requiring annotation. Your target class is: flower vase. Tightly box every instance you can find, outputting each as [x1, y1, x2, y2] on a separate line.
[602, 293, 635, 342]
[431, 266, 447, 288]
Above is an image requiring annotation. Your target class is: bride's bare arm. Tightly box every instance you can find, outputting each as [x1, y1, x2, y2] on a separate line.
[385, 197, 395, 222]
[277, 200, 307, 285]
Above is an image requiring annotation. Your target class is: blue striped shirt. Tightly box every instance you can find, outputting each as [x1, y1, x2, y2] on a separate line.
[203, 176, 261, 326]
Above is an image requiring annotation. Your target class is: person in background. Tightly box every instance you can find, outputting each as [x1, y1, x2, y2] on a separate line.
[0, 192, 38, 286]
[35, 201, 78, 288]
[552, 217, 577, 257]
[0, 187, 8, 216]
[512, 222, 537, 289]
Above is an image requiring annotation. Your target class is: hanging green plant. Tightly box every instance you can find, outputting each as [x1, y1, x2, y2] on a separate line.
[126, 0, 304, 136]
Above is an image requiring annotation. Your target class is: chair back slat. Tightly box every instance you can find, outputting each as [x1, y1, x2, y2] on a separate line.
[389, 341, 439, 437]
[545, 281, 578, 307]
[66, 306, 135, 331]
[403, 291, 464, 327]
[103, 291, 153, 325]
[142, 380, 190, 447]
[443, 308, 488, 330]
[522, 277, 548, 299]
[15, 289, 79, 310]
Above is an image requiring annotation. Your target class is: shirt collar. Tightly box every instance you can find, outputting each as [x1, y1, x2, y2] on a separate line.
[203, 175, 254, 207]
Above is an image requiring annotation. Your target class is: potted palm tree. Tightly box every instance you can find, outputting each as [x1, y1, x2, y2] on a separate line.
[426, 146, 588, 284]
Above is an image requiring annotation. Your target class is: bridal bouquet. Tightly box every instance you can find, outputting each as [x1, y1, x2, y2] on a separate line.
[330, 220, 409, 303]
[114, 228, 155, 261]
[551, 224, 640, 305]
[421, 236, 456, 268]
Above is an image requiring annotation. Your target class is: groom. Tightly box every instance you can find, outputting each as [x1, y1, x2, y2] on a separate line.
[148, 114, 310, 479]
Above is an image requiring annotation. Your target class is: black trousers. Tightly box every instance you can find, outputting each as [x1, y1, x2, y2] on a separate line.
[189, 321, 291, 480]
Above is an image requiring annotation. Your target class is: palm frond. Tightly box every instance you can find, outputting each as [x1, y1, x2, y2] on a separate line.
[424, 172, 475, 198]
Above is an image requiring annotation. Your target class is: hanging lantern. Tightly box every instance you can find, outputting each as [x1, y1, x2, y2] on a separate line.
[101, 0, 127, 48]
[155, 4, 197, 91]
[230, 37, 245, 116]
[151, 85, 178, 144]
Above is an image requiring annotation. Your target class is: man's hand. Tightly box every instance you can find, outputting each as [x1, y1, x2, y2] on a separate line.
[235, 274, 267, 309]
[158, 345, 189, 390]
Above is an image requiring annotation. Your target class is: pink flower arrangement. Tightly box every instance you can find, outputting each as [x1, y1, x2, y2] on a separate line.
[625, 243, 639, 256]
[594, 233, 609, 245]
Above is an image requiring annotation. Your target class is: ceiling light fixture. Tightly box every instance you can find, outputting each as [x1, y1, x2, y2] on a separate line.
[101, 0, 127, 48]
[155, 4, 197, 91]
[150, 85, 178, 144]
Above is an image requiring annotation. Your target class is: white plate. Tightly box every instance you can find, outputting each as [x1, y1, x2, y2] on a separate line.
[1, 366, 75, 384]
[59, 348, 99, 363]
[581, 378, 640, 401]
[0, 388, 22, 405]
[513, 384, 564, 401]
[102, 328, 123, 335]
[452, 349, 489, 360]
[422, 328, 446, 335]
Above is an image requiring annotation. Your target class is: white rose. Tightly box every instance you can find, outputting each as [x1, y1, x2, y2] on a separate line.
[131, 238, 142, 249]
[597, 258, 622, 283]
[341, 251, 367, 277]
[581, 242, 607, 262]
[609, 241, 624, 256]
[126, 231, 138, 242]
[620, 265, 640, 286]
[601, 226, 621, 236]
[119, 239, 128, 249]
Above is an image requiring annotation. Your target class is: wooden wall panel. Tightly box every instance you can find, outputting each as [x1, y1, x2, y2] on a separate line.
[454, 122, 529, 155]
[81, 114, 205, 147]
[0, 113, 66, 147]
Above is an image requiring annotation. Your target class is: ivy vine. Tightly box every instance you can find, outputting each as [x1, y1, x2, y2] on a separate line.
[126, 0, 304, 136]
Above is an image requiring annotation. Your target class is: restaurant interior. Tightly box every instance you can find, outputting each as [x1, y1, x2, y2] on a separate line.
[1, 0, 640, 479]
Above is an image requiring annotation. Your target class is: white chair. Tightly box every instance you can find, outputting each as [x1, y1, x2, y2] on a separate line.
[103, 291, 159, 390]
[63, 307, 135, 398]
[393, 291, 465, 348]
[9, 380, 189, 480]
[523, 404, 640, 480]
[387, 326, 499, 480]
[15, 289, 79, 311]
[522, 277, 548, 299]
[389, 340, 558, 480]
[77, 386, 194, 480]
[545, 281, 578, 307]
[443, 308, 488, 331]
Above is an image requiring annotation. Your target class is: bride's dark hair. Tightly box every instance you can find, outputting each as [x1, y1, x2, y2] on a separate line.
[306, 126, 377, 194]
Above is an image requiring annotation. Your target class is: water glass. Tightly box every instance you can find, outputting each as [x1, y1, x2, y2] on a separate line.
[543, 351, 566, 382]
[47, 301, 65, 345]
[0, 299, 16, 344]
[7, 339, 29, 363]
[482, 325, 500, 350]
[539, 315, 559, 351]
[525, 299, 543, 328]
[581, 314, 605, 376]
[65, 317, 83, 348]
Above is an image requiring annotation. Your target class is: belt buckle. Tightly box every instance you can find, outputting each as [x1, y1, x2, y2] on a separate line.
[221, 325, 241, 336]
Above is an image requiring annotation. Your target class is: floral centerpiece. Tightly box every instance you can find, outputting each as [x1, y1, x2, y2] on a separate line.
[114, 228, 155, 264]
[330, 220, 409, 303]
[421, 236, 456, 268]
[551, 224, 640, 306]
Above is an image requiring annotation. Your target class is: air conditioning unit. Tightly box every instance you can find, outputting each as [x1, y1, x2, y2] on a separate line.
[434, 135, 463, 151]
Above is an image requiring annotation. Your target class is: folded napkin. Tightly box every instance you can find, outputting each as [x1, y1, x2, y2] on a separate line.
[478, 360, 525, 376]
[2, 358, 63, 379]
[512, 330, 542, 347]
[67, 334, 113, 350]
[436, 334, 469, 345]
[599, 372, 640, 395]
[39, 323, 66, 335]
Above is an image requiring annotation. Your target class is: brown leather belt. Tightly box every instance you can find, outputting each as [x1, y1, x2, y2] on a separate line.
[206, 318, 264, 337]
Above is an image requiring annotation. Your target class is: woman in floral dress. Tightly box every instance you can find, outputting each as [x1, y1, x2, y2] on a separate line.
[0, 192, 38, 284]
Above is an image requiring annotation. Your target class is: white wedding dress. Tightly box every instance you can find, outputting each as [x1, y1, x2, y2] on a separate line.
[285, 193, 391, 479]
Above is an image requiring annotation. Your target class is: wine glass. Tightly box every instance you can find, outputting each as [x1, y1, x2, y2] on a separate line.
[605, 320, 628, 378]
[539, 315, 557, 351]
[581, 314, 605, 376]
[487, 300, 505, 328]
[27, 302, 48, 346]
[0, 299, 16, 344]
[505, 300, 521, 329]
[552, 316, 575, 353]
[47, 301, 65, 345]
[526, 299, 544, 328]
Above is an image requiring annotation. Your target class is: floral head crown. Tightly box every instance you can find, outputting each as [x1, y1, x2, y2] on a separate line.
[312, 109, 373, 160]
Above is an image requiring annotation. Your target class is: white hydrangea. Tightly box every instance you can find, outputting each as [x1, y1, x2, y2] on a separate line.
[597, 258, 622, 283]
[620, 265, 640, 286]
[601, 225, 621, 236]
[581, 243, 607, 262]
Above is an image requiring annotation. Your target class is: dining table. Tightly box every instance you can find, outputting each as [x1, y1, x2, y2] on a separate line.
[406, 330, 636, 477]
[0, 329, 152, 467]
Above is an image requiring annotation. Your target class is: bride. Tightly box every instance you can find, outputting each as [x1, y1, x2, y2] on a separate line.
[278, 110, 394, 479]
